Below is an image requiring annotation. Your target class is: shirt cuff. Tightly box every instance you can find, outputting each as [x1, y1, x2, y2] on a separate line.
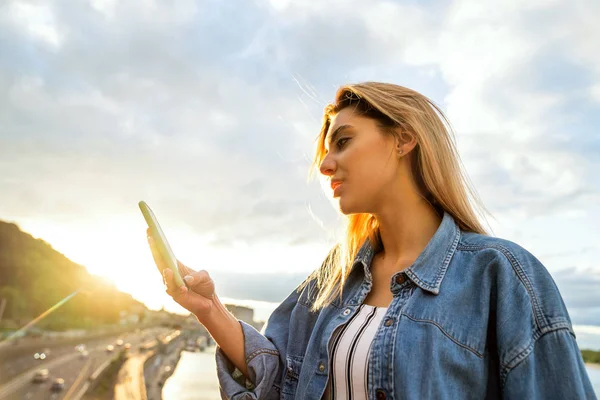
[215, 320, 281, 399]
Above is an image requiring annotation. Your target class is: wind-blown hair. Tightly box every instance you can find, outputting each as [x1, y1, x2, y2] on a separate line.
[303, 82, 488, 311]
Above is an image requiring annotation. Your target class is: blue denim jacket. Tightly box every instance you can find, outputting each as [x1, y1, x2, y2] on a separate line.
[216, 213, 596, 399]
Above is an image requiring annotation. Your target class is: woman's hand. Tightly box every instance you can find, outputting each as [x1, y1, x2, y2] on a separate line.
[147, 229, 216, 319]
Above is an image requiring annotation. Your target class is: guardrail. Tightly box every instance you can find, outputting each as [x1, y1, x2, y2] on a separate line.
[72, 350, 126, 400]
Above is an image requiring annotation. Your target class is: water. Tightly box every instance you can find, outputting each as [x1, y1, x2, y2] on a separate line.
[163, 349, 599, 398]
[162, 348, 220, 400]
[588, 366, 600, 395]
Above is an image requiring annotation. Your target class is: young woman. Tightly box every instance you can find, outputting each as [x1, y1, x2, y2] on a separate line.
[154, 82, 596, 399]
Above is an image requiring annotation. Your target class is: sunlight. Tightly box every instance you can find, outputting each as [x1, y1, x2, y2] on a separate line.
[2, 290, 79, 342]
[13, 215, 332, 315]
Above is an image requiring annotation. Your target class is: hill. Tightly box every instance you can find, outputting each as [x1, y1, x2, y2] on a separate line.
[0, 220, 147, 331]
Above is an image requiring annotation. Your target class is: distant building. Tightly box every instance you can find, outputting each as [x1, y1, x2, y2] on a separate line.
[224, 304, 264, 331]
[225, 304, 254, 325]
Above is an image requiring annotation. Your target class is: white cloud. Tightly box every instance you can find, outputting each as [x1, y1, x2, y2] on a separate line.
[0, 0, 598, 321]
[4, 2, 63, 48]
[591, 84, 600, 103]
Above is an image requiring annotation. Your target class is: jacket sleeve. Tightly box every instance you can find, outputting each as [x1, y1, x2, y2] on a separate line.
[493, 242, 597, 399]
[503, 327, 596, 399]
[214, 284, 303, 400]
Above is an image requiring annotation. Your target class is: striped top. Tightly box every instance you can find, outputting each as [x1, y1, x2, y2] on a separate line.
[324, 304, 388, 400]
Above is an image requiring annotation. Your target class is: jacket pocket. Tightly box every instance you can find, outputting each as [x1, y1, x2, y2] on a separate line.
[281, 355, 304, 396]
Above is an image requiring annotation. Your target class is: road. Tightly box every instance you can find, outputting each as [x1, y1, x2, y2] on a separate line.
[0, 328, 167, 400]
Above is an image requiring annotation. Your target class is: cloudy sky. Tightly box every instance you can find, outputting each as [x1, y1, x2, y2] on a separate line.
[1, 0, 599, 335]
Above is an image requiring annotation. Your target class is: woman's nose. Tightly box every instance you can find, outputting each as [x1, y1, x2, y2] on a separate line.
[319, 154, 335, 176]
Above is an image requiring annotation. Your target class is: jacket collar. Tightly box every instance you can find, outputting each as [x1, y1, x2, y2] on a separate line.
[351, 212, 461, 295]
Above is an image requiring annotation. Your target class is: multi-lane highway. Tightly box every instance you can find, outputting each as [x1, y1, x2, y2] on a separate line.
[0, 327, 168, 400]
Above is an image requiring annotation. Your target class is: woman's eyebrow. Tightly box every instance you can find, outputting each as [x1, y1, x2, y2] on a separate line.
[326, 124, 353, 147]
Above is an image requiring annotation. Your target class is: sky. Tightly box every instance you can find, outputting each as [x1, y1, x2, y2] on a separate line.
[0, 0, 599, 333]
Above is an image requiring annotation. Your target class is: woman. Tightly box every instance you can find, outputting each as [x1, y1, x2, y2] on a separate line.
[155, 82, 596, 399]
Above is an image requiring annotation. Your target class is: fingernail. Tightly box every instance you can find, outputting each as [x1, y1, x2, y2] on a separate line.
[183, 275, 194, 284]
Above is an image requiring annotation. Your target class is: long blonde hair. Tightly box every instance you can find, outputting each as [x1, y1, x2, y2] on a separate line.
[303, 82, 489, 311]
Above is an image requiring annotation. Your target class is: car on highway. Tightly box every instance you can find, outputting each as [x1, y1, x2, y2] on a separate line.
[116, 339, 124, 346]
[32, 369, 49, 383]
[106, 344, 114, 352]
[33, 352, 47, 360]
[50, 378, 65, 391]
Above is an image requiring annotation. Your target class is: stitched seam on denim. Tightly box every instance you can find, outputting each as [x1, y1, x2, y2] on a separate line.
[499, 325, 572, 388]
[499, 321, 572, 371]
[405, 271, 433, 292]
[246, 348, 279, 364]
[456, 243, 547, 330]
[435, 224, 461, 288]
[402, 313, 483, 358]
[230, 390, 251, 400]
[405, 226, 460, 292]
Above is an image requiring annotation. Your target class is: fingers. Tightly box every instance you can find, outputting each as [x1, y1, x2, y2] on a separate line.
[163, 268, 215, 316]
[185, 270, 211, 286]
[163, 269, 187, 298]
[177, 260, 193, 278]
[181, 269, 215, 299]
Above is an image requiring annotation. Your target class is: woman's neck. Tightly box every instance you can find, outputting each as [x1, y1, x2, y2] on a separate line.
[374, 198, 442, 271]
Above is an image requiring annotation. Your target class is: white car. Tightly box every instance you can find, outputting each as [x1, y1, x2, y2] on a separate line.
[106, 344, 114, 352]
[32, 369, 49, 383]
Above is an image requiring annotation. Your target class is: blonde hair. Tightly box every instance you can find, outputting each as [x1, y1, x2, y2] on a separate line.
[303, 82, 489, 311]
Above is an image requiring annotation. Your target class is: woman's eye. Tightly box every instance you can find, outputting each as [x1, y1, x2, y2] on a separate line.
[336, 137, 350, 149]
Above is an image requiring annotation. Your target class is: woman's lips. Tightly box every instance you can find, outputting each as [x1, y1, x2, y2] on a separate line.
[331, 181, 343, 197]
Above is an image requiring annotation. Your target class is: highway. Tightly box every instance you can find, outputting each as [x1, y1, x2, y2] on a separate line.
[0, 328, 167, 400]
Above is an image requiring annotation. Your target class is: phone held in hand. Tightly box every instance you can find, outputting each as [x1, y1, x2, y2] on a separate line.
[138, 201, 186, 288]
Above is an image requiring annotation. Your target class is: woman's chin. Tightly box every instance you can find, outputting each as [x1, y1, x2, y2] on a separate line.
[337, 197, 357, 215]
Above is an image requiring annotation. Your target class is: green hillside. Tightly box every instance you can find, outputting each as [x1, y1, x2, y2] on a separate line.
[0, 220, 147, 331]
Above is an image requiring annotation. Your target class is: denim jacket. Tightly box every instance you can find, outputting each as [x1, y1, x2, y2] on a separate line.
[216, 212, 596, 399]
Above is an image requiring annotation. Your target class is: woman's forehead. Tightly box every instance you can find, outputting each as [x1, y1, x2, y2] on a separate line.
[328, 108, 354, 128]
[326, 108, 368, 137]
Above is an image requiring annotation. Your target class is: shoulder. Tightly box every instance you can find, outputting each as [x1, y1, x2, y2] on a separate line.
[456, 232, 572, 330]
[457, 231, 542, 267]
[455, 232, 575, 371]
[457, 232, 553, 285]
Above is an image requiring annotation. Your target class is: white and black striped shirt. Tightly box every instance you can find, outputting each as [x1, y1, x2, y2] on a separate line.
[324, 304, 388, 400]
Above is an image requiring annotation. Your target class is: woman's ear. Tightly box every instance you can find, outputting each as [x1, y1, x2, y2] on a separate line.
[395, 130, 418, 155]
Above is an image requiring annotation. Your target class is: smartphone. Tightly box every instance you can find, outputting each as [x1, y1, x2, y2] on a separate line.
[138, 201, 186, 288]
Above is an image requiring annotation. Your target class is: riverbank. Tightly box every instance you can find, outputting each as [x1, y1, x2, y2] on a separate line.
[144, 339, 185, 399]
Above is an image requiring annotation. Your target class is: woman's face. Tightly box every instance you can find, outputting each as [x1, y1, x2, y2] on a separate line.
[319, 107, 402, 215]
